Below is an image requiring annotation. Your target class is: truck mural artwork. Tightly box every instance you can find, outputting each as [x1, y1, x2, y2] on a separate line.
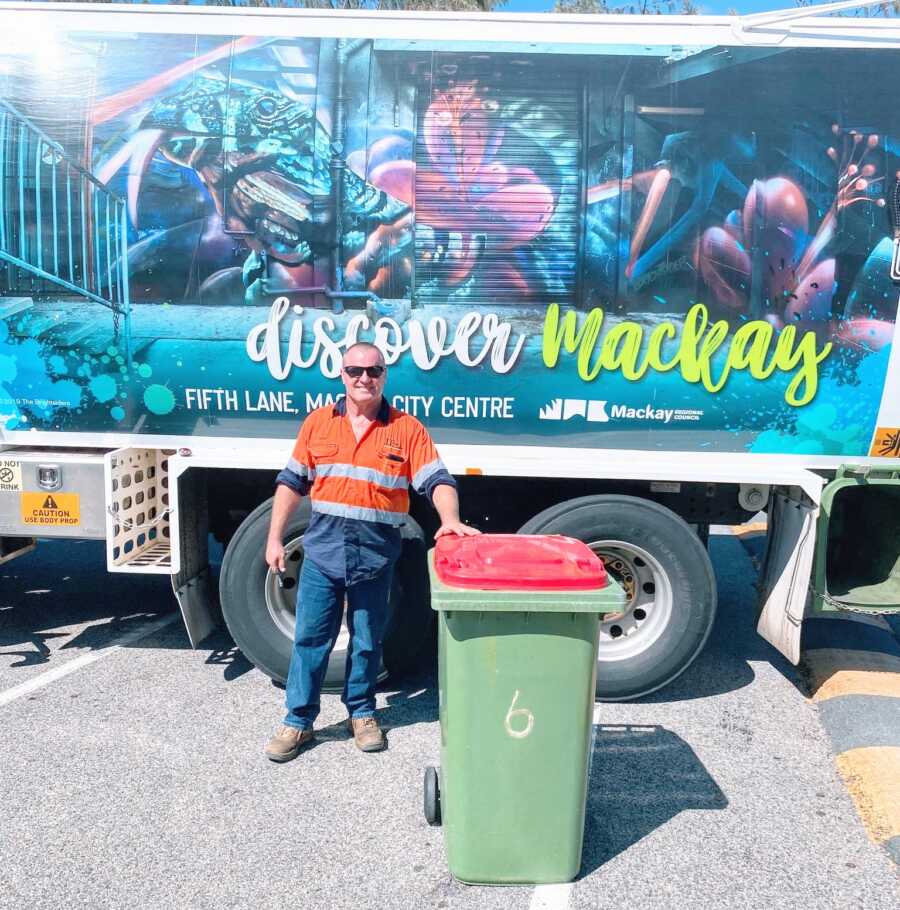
[2, 2, 900, 701]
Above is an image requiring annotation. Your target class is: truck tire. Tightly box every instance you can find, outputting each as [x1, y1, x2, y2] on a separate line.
[219, 497, 430, 689]
[519, 495, 716, 701]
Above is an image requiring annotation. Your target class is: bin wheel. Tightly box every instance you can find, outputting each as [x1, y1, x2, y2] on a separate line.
[519, 494, 716, 702]
[424, 766, 441, 826]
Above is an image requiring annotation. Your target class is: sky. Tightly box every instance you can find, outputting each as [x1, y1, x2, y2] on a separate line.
[505, 1, 828, 13]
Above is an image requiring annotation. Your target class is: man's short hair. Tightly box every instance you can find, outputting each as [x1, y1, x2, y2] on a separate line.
[343, 341, 386, 367]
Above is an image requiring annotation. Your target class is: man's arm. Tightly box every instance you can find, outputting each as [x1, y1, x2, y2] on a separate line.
[432, 483, 480, 539]
[266, 483, 303, 572]
[268, 417, 315, 570]
[407, 419, 479, 539]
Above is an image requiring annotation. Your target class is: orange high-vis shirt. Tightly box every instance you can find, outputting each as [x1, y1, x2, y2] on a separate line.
[276, 397, 456, 582]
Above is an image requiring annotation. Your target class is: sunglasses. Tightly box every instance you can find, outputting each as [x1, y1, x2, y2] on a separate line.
[343, 365, 386, 379]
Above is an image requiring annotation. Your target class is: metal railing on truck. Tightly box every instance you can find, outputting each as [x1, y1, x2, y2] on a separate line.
[0, 99, 131, 359]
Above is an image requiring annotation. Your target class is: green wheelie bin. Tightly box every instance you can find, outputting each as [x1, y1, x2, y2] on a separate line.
[424, 534, 626, 885]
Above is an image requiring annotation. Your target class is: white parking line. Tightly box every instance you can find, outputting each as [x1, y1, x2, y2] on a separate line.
[588, 702, 602, 778]
[0, 612, 181, 708]
[528, 704, 603, 910]
[529, 883, 574, 910]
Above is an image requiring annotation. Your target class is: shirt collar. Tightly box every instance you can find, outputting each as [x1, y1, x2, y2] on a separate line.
[333, 395, 390, 425]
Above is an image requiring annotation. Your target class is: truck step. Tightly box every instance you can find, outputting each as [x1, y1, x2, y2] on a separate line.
[0, 296, 34, 320]
[107, 447, 173, 576]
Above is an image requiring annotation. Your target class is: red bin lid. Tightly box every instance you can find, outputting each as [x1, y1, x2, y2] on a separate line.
[433, 534, 608, 591]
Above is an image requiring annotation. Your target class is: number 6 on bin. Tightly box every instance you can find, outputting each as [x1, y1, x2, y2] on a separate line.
[504, 689, 534, 740]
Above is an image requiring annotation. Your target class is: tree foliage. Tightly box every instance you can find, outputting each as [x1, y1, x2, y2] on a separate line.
[63, 1, 507, 9]
[54, 0, 900, 19]
[553, 0, 698, 13]
[555, 0, 900, 14]
[793, 0, 900, 16]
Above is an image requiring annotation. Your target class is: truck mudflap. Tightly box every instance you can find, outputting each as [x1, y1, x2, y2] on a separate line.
[756, 487, 819, 665]
[170, 469, 217, 648]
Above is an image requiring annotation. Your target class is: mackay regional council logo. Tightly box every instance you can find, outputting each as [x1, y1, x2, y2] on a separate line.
[539, 399, 703, 425]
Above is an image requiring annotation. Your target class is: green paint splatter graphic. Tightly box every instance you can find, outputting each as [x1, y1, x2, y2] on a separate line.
[89, 375, 117, 403]
[143, 384, 175, 415]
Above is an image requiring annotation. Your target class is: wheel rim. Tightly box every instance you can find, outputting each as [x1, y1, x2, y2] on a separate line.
[588, 539, 673, 662]
[263, 535, 385, 689]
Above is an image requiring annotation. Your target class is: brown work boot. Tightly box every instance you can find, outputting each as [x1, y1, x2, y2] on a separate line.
[347, 716, 386, 752]
[265, 724, 314, 762]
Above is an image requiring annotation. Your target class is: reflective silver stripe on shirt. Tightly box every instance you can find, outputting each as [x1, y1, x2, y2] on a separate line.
[314, 462, 408, 490]
[286, 456, 312, 479]
[311, 499, 406, 526]
[412, 458, 447, 493]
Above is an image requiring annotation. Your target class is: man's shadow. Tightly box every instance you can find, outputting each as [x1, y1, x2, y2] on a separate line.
[0, 631, 68, 667]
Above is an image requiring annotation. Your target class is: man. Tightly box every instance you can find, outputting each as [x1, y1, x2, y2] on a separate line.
[265, 341, 479, 761]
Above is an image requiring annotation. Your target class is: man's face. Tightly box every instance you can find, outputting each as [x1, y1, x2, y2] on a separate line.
[341, 347, 387, 408]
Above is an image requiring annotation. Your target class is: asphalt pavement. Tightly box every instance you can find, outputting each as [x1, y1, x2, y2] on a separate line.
[0, 533, 898, 910]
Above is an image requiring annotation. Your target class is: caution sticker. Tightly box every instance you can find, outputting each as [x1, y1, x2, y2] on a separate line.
[869, 428, 900, 458]
[20, 492, 80, 526]
[0, 459, 22, 492]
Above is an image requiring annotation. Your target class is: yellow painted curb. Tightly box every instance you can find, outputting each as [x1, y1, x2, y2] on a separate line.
[805, 649, 900, 702]
[835, 746, 900, 844]
[729, 521, 767, 538]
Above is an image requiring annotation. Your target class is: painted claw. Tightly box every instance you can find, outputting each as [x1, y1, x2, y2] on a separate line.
[95, 128, 168, 228]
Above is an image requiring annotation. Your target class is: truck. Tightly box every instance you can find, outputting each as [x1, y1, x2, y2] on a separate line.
[2, 0, 899, 701]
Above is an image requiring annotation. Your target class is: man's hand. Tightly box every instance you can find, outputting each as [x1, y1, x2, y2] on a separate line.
[432, 484, 480, 539]
[435, 520, 481, 539]
[266, 538, 286, 573]
[266, 484, 302, 573]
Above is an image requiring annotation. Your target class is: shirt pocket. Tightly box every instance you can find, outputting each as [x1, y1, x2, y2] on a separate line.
[377, 445, 409, 480]
[309, 442, 339, 466]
